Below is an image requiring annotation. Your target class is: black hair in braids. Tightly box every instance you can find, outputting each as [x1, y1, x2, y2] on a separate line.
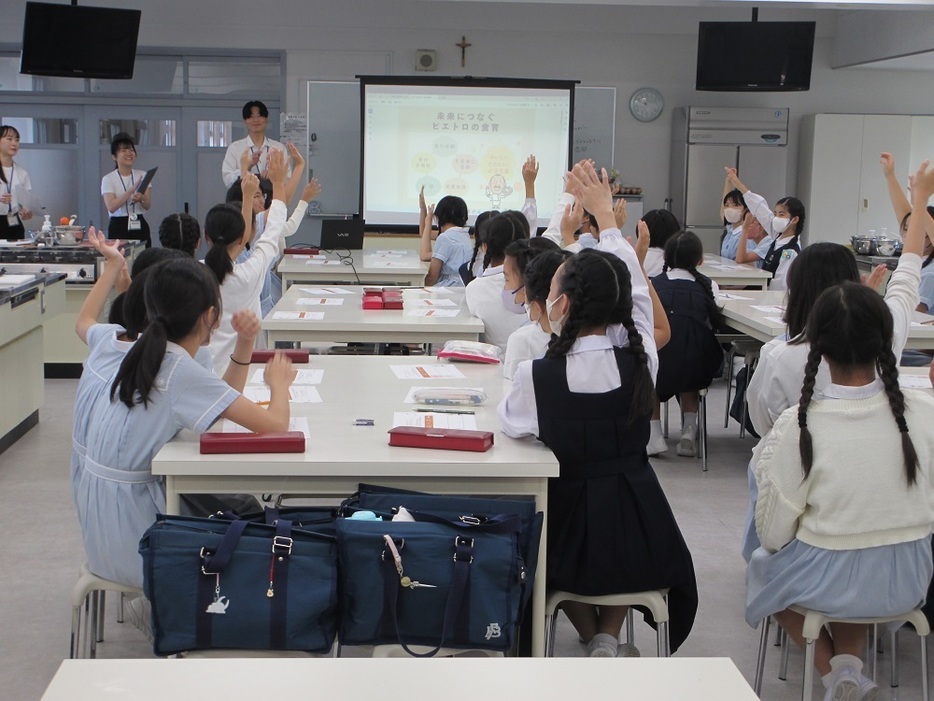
[110, 258, 221, 408]
[584, 249, 656, 421]
[501, 209, 531, 239]
[203, 203, 246, 285]
[158, 213, 201, 256]
[545, 252, 619, 360]
[481, 214, 518, 270]
[504, 237, 559, 289]
[661, 230, 726, 331]
[524, 249, 572, 306]
[797, 282, 919, 484]
[468, 210, 497, 275]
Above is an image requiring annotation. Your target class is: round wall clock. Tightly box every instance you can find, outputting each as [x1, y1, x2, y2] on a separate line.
[629, 87, 664, 122]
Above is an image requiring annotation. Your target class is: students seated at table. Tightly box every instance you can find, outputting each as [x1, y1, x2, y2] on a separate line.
[498, 248, 697, 657]
[740, 160, 930, 561]
[72, 255, 297, 590]
[158, 213, 201, 257]
[465, 213, 531, 350]
[206, 152, 288, 374]
[647, 231, 726, 458]
[727, 168, 804, 292]
[640, 209, 681, 278]
[502, 240, 565, 379]
[419, 194, 472, 287]
[745, 281, 934, 701]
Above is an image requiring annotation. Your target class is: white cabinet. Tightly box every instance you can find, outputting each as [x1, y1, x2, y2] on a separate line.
[799, 114, 914, 246]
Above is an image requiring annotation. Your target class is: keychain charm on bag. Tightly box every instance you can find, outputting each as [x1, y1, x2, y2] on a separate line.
[382, 535, 436, 589]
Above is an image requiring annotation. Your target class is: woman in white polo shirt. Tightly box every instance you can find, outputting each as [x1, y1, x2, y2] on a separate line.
[101, 133, 152, 246]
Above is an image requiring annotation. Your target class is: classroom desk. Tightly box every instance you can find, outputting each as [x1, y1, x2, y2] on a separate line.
[718, 290, 934, 350]
[278, 249, 429, 288]
[699, 254, 772, 291]
[42, 657, 759, 700]
[151, 356, 557, 656]
[262, 284, 485, 346]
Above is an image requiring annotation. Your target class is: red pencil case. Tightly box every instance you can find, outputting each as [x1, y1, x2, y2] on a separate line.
[284, 247, 320, 255]
[250, 349, 310, 363]
[200, 431, 306, 454]
[387, 426, 494, 452]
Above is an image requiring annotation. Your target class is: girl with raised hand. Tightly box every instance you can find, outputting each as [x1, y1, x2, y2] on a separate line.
[205, 151, 288, 374]
[464, 213, 530, 350]
[72, 257, 296, 589]
[639, 208, 681, 277]
[648, 231, 726, 457]
[719, 172, 751, 260]
[419, 194, 472, 287]
[498, 249, 697, 657]
[745, 281, 934, 701]
[727, 167, 804, 291]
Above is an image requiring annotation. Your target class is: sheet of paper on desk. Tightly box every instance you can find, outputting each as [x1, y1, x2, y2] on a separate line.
[899, 375, 933, 389]
[296, 297, 344, 306]
[391, 364, 466, 380]
[244, 385, 323, 403]
[403, 386, 484, 403]
[706, 262, 737, 270]
[369, 251, 406, 257]
[409, 298, 458, 308]
[271, 311, 325, 320]
[405, 308, 460, 317]
[250, 368, 324, 385]
[422, 286, 452, 295]
[392, 412, 478, 430]
[718, 293, 754, 301]
[751, 305, 785, 315]
[296, 286, 353, 295]
[222, 416, 311, 437]
[367, 261, 416, 268]
[305, 260, 343, 266]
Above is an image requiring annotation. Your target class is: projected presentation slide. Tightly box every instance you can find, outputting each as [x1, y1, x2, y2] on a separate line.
[362, 82, 572, 228]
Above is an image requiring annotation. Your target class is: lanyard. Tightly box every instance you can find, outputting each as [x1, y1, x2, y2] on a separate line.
[3, 163, 13, 215]
[117, 170, 136, 215]
[249, 144, 269, 176]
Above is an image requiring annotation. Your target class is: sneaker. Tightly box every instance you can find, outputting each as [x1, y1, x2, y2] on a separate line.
[126, 595, 154, 645]
[646, 434, 668, 457]
[822, 665, 862, 701]
[677, 425, 697, 457]
[587, 633, 619, 657]
[857, 674, 879, 701]
[617, 642, 641, 657]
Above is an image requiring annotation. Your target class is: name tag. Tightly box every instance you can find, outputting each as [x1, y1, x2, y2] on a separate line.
[127, 214, 142, 231]
[7, 212, 20, 227]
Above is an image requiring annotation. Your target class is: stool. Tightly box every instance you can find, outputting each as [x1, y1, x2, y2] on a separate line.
[371, 645, 503, 658]
[723, 340, 762, 437]
[70, 563, 142, 659]
[545, 589, 670, 657]
[661, 388, 709, 471]
[753, 607, 930, 701]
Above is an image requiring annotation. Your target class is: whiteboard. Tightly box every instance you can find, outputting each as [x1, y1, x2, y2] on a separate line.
[572, 86, 616, 169]
[304, 80, 617, 219]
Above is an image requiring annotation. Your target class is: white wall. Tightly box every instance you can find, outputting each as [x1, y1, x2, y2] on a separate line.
[4, 1, 934, 214]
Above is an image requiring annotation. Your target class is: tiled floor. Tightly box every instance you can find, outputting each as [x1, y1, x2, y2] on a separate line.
[1, 378, 928, 700]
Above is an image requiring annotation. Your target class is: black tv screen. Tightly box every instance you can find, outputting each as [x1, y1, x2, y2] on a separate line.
[696, 21, 815, 92]
[20, 2, 141, 80]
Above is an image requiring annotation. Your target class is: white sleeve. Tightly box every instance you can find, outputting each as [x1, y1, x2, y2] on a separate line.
[497, 359, 539, 438]
[743, 190, 777, 237]
[234, 200, 287, 290]
[520, 197, 537, 232]
[278, 200, 309, 254]
[221, 143, 242, 188]
[884, 252, 922, 360]
[747, 340, 791, 437]
[595, 228, 655, 356]
[753, 410, 808, 553]
[540, 192, 575, 247]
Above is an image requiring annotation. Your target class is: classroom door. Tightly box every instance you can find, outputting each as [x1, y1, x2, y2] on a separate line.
[85, 106, 182, 238]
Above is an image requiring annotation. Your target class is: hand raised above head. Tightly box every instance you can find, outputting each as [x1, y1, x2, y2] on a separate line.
[266, 148, 287, 186]
[302, 178, 321, 203]
[632, 219, 650, 265]
[566, 162, 612, 219]
[860, 263, 888, 291]
[911, 160, 934, 201]
[559, 201, 582, 247]
[418, 185, 427, 213]
[286, 141, 304, 165]
[522, 155, 539, 183]
[613, 197, 627, 229]
[240, 172, 260, 199]
[879, 152, 896, 177]
[88, 226, 125, 263]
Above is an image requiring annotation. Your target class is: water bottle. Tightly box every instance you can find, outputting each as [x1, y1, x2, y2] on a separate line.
[40, 214, 53, 243]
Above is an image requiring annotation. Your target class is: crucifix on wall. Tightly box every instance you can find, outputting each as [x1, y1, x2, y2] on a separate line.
[456, 35, 471, 68]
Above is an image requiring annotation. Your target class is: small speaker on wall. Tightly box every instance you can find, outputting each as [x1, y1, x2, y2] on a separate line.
[415, 49, 437, 72]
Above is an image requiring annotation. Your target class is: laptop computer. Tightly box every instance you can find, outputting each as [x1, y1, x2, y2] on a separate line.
[319, 218, 365, 250]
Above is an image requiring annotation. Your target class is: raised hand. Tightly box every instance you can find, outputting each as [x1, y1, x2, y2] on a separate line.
[613, 197, 627, 229]
[566, 162, 613, 224]
[724, 167, 743, 190]
[911, 160, 934, 201]
[87, 226, 125, 265]
[861, 263, 888, 291]
[522, 155, 539, 185]
[418, 185, 427, 215]
[880, 152, 896, 177]
[286, 141, 304, 167]
[264, 352, 296, 391]
[631, 219, 650, 266]
[301, 177, 321, 203]
[240, 172, 260, 200]
[559, 201, 582, 247]
[231, 309, 261, 344]
[266, 149, 287, 187]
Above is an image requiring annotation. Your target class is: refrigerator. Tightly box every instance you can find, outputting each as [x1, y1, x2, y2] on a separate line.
[668, 107, 789, 253]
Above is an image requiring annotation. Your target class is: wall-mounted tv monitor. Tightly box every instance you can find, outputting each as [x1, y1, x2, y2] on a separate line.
[359, 76, 575, 230]
[21, 2, 141, 80]
[696, 21, 815, 92]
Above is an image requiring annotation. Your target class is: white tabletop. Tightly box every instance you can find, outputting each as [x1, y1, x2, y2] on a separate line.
[279, 249, 429, 287]
[152, 355, 556, 655]
[262, 284, 484, 345]
[718, 290, 934, 350]
[42, 657, 759, 700]
[699, 254, 772, 291]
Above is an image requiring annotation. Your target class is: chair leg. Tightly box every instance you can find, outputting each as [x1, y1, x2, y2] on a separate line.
[724, 351, 735, 428]
[866, 625, 877, 682]
[97, 591, 106, 643]
[662, 399, 669, 439]
[118, 592, 126, 624]
[70, 605, 81, 659]
[657, 621, 670, 657]
[89, 592, 99, 659]
[921, 634, 929, 701]
[774, 621, 783, 647]
[699, 392, 708, 471]
[625, 609, 635, 646]
[779, 628, 790, 680]
[890, 628, 899, 687]
[754, 616, 771, 696]
[802, 637, 816, 701]
[545, 613, 558, 657]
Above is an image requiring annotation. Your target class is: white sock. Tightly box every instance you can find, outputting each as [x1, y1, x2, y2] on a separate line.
[682, 412, 698, 431]
[829, 654, 863, 673]
[649, 420, 663, 440]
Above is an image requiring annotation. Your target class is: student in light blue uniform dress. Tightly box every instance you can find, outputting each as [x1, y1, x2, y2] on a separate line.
[420, 195, 472, 287]
[719, 187, 749, 260]
[71, 257, 296, 588]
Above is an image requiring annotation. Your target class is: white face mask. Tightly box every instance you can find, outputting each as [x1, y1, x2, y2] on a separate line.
[723, 207, 743, 224]
[772, 217, 792, 235]
[545, 295, 567, 336]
